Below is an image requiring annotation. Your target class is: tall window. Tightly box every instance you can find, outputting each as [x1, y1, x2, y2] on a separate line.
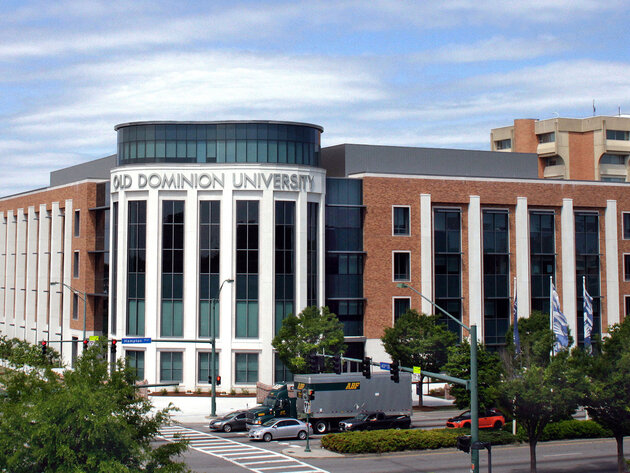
[530, 212, 555, 312]
[198, 352, 219, 384]
[235, 353, 258, 384]
[307, 202, 318, 307]
[275, 201, 295, 334]
[434, 209, 462, 336]
[625, 255, 630, 281]
[483, 210, 510, 347]
[575, 212, 601, 345]
[236, 201, 259, 338]
[623, 213, 630, 240]
[160, 352, 183, 382]
[393, 206, 410, 236]
[161, 201, 184, 337]
[199, 201, 221, 337]
[73, 251, 80, 278]
[126, 350, 145, 380]
[74, 210, 80, 237]
[127, 201, 146, 336]
[72, 293, 79, 320]
[393, 252, 410, 281]
[393, 297, 410, 322]
[111, 202, 118, 335]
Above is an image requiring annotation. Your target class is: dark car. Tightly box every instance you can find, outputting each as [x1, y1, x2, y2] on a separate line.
[209, 410, 248, 432]
[338, 411, 411, 431]
[446, 408, 505, 429]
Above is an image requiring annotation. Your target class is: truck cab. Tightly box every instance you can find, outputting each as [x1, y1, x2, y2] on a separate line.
[245, 384, 297, 429]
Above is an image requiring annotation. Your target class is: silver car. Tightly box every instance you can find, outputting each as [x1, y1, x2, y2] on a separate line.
[248, 418, 313, 442]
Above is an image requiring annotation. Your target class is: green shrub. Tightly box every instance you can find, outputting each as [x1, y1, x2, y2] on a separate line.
[503, 419, 612, 442]
[321, 428, 517, 454]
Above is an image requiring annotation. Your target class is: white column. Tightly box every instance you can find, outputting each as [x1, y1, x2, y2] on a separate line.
[15, 209, 27, 340]
[36, 205, 51, 344]
[605, 200, 620, 328]
[5, 211, 16, 339]
[144, 191, 159, 385]
[0, 212, 6, 334]
[183, 191, 198, 341]
[420, 194, 432, 314]
[219, 188, 235, 388]
[515, 197, 530, 318]
[317, 194, 326, 308]
[295, 192, 308, 312]
[62, 200, 73, 347]
[468, 196, 482, 340]
[25, 207, 38, 344]
[258, 192, 274, 385]
[49, 203, 64, 360]
[561, 198, 576, 346]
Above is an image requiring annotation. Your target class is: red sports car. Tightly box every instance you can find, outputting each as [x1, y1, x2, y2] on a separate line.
[446, 408, 505, 429]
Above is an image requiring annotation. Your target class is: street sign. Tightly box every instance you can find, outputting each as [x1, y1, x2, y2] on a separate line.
[89, 335, 100, 341]
[380, 362, 390, 370]
[121, 337, 152, 344]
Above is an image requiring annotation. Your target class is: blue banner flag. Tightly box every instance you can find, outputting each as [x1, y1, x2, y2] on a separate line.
[583, 278, 593, 353]
[551, 283, 569, 353]
[513, 283, 520, 355]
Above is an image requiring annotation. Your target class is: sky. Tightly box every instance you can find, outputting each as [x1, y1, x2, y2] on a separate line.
[1, 0, 629, 197]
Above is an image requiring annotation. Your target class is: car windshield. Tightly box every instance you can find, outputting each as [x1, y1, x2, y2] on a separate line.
[262, 396, 277, 407]
[222, 412, 238, 420]
[457, 411, 471, 419]
[262, 419, 278, 427]
[354, 413, 369, 421]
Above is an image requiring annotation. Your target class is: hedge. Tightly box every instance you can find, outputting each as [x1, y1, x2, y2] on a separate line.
[320, 428, 517, 454]
[503, 419, 612, 442]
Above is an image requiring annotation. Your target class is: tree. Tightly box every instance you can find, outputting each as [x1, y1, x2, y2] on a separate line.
[272, 306, 346, 374]
[498, 350, 587, 473]
[443, 341, 503, 411]
[504, 310, 555, 367]
[381, 310, 457, 405]
[0, 339, 190, 473]
[585, 317, 630, 473]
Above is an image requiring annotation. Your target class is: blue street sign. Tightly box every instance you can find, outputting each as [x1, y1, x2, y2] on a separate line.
[380, 362, 390, 370]
[121, 337, 152, 344]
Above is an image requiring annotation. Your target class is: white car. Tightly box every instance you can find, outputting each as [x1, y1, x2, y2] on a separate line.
[248, 418, 313, 442]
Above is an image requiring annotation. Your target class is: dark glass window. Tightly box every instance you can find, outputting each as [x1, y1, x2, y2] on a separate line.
[127, 201, 146, 336]
[538, 132, 555, 144]
[161, 201, 184, 337]
[626, 296, 630, 317]
[307, 203, 318, 307]
[73, 251, 80, 278]
[72, 293, 79, 320]
[197, 352, 219, 384]
[575, 212, 601, 345]
[199, 201, 221, 337]
[393, 298, 410, 322]
[235, 353, 258, 383]
[74, 210, 80, 237]
[434, 209, 462, 337]
[111, 202, 118, 335]
[274, 353, 294, 384]
[126, 350, 145, 380]
[495, 139, 511, 150]
[483, 210, 510, 346]
[625, 255, 630, 281]
[606, 129, 630, 141]
[275, 201, 295, 334]
[325, 207, 363, 251]
[393, 206, 410, 236]
[325, 254, 363, 298]
[393, 252, 410, 281]
[325, 178, 362, 206]
[236, 201, 259, 338]
[160, 352, 183, 382]
[530, 212, 555, 312]
[327, 300, 364, 337]
[624, 213, 630, 240]
[600, 153, 627, 165]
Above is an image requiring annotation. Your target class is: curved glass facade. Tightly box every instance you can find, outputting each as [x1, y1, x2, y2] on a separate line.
[116, 121, 322, 167]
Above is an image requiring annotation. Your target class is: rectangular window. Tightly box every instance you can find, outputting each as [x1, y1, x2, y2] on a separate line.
[126, 350, 145, 380]
[274, 353, 293, 384]
[624, 255, 630, 281]
[74, 210, 80, 237]
[199, 201, 221, 337]
[72, 293, 79, 320]
[393, 252, 410, 281]
[600, 154, 627, 165]
[434, 209, 462, 336]
[326, 300, 364, 337]
[606, 129, 630, 141]
[393, 206, 410, 236]
[624, 213, 630, 240]
[161, 201, 184, 337]
[73, 251, 80, 278]
[127, 201, 147, 336]
[530, 211, 555, 312]
[575, 212, 601, 346]
[111, 202, 118, 335]
[307, 202, 318, 307]
[393, 297, 410, 322]
[483, 210, 510, 347]
[236, 201, 259, 338]
[275, 201, 295, 334]
[537, 132, 555, 144]
[235, 353, 258, 384]
[160, 351, 183, 383]
[197, 352, 219, 384]
[626, 296, 630, 317]
[494, 139, 511, 150]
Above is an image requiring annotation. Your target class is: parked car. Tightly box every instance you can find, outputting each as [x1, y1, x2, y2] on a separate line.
[446, 408, 505, 429]
[338, 411, 411, 431]
[209, 410, 248, 432]
[248, 417, 313, 442]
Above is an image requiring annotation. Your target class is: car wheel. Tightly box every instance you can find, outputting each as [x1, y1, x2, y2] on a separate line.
[315, 421, 328, 434]
[223, 424, 232, 433]
[494, 421, 502, 429]
[463, 422, 470, 429]
[263, 433, 272, 442]
[297, 430, 307, 440]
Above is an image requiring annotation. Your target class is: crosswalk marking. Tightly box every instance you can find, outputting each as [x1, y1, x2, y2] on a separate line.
[159, 425, 329, 473]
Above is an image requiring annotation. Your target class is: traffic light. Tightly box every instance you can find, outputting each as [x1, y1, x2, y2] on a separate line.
[332, 354, 342, 375]
[41, 340, 47, 356]
[456, 435, 471, 453]
[111, 339, 117, 354]
[83, 339, 89, 349]
[361, 357, 372, 379]
[216, 375, 222, 386]
[307, 353, 321, 373]
[307, 389, 315, 400]
[390, 360, 400, 383]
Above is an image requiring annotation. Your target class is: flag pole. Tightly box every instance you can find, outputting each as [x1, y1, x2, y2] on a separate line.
[550, 276, 553, 357]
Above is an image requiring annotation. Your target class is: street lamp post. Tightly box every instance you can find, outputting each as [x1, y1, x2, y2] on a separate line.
[211, 278, 234, 417]
[51, 281, 88, 341]
[397, 282, 480, 473]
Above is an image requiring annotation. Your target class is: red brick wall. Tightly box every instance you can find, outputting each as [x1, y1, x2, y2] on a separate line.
[568, 132, 595, 181]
